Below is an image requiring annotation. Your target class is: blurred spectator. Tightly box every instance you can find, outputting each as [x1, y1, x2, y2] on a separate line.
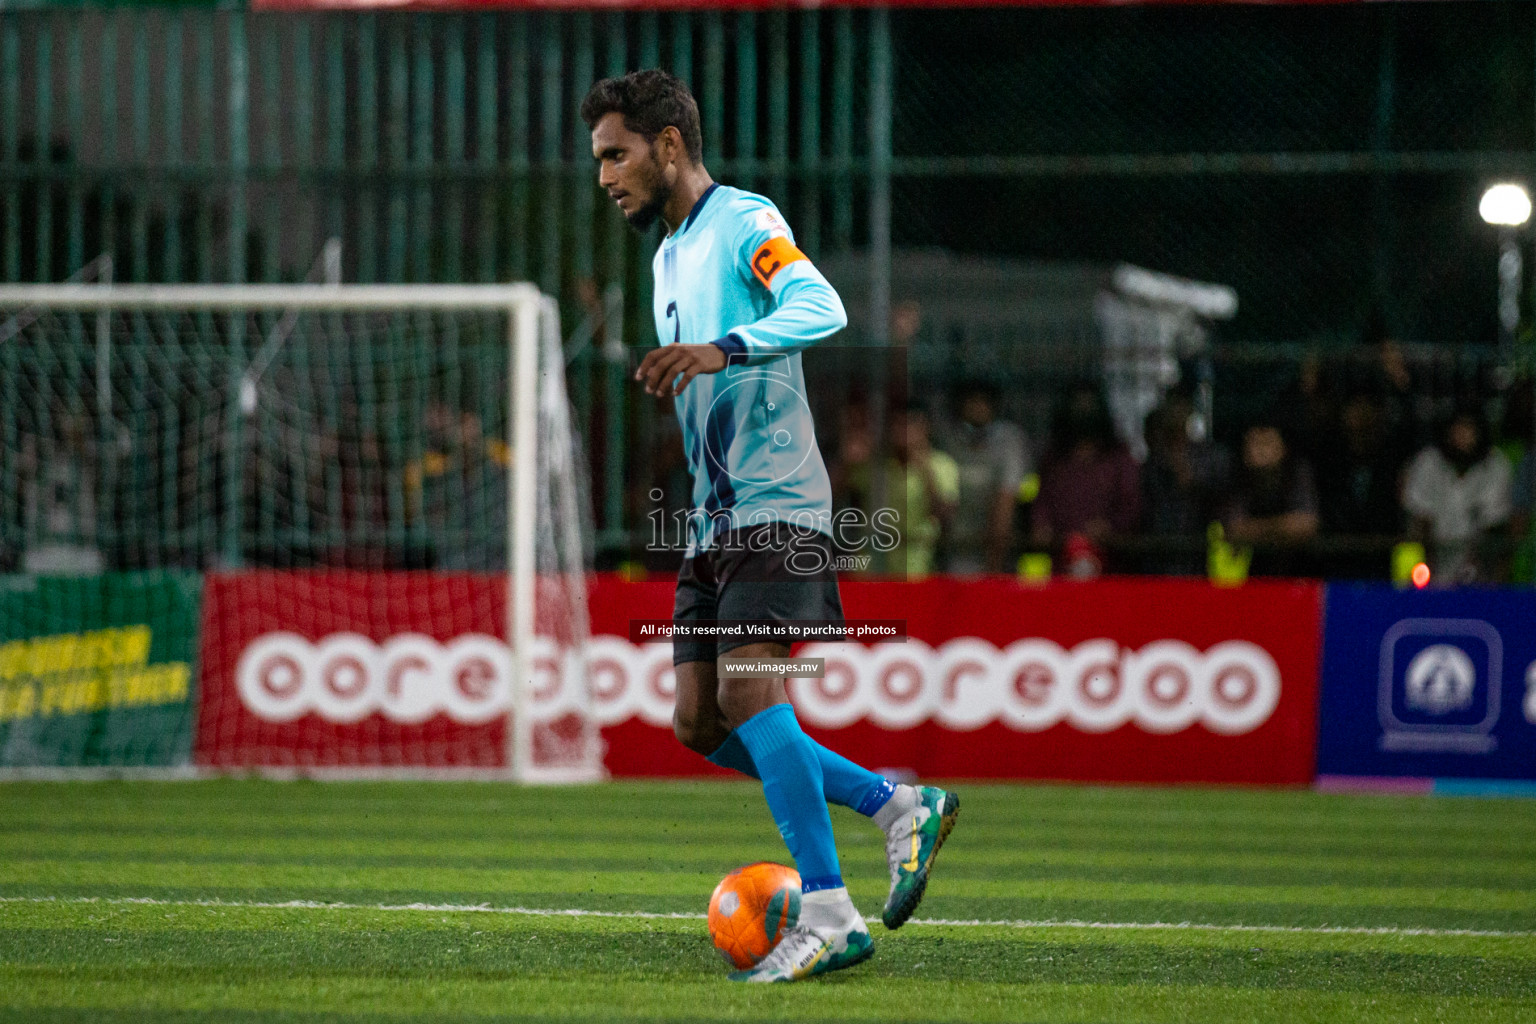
[1316, 391, 1407, 537]
[405, 401, 508, 570]
[1496, 378, 1533, 474]
[939, 380, 1031, 574]
[1275, 352, 1337, 467]
[1141, 391, 1231, 574]
[829, 396, 876, 520]
[1222, 421, 1319, 575]
[1031, 384, 1140, 575]
[635, 395, 694, 569]
[1311, 389, 1409, 579]
[1403, 407, 1511, 584]
[879, 402, 958, 579]
[1510, 447, 1535, 584]
[1359, 309, 1432, 451]
[18, 401, 114, 575]
[245, 368, 330, 570]
[326, 399, 393, 569]
[890, 299, 925, 348]
[828, 303, 926, 535]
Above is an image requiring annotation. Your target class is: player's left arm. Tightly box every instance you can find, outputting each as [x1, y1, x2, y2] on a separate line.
[711, 221, 846, 368]
[634, 206, 845, 398]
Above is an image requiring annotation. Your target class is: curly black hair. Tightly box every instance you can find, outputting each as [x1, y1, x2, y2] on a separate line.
[580, 69, 703, 164]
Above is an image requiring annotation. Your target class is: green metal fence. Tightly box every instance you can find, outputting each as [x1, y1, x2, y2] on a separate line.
[889, 3, 1536, 348]
[0, 7, 887, 553]
[2, 2, 1535, 570]
[9, 5, 1524, 336]
[0, 9, 880, 281]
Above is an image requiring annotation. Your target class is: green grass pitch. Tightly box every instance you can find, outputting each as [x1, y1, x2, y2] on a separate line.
[2, 779, 1534, 1022]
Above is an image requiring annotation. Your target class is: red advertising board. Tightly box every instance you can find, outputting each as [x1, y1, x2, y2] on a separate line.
[595, 575, 1323, 784]
[196, 571, 511, 768]
[199, 571, 1321, 783]
[257, 1, 1367, 9]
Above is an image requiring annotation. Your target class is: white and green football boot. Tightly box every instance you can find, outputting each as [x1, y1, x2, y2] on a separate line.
[881, 786, 960, 930]
[727, 922, 874, 983]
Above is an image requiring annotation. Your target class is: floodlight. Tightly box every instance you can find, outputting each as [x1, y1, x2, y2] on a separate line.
[1480, 183, 1532, 227]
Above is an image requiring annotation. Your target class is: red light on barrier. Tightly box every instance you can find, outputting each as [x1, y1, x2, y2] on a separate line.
[1411, 562, 1431, 589]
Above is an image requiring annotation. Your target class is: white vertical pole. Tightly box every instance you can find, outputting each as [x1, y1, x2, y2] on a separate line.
[322, 237, 342, 286]
[543, 295, 602, 775]
[95, 256, 113, 425]
[1498, 231, 1522, 350]
[508, 295, 540, 780]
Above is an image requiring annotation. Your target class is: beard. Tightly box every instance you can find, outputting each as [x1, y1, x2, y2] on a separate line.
[623, 157, 672, 232]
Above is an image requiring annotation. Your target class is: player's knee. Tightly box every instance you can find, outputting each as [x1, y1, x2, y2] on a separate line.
[672, 706, 720, 756]
[715, 683, 774, 731]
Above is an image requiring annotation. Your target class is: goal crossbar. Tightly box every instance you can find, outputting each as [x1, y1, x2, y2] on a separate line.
[0, 283, 542, 313]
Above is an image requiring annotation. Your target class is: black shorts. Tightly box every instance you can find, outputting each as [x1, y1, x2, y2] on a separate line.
[672, 522, 845, 665]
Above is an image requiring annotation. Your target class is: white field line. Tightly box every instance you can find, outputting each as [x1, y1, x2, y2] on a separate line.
[1, 894, 1532, 939]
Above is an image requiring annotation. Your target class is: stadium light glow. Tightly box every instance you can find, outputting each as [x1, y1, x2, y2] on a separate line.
[1480, 183, 1532, 227]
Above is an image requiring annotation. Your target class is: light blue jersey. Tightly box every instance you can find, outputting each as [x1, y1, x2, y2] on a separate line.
[651, 183, 847, 553]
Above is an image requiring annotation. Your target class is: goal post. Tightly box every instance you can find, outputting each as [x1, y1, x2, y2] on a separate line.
[0, 284, 603, 782]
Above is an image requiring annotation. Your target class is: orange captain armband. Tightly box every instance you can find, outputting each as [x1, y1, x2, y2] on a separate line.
[749, 236, 809, 289]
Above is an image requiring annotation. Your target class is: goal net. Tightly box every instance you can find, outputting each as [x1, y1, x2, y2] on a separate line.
[0, 284, 602, 781]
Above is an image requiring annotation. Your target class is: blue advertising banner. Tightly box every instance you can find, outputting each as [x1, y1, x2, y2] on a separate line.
[1318, 585, 1536, 783]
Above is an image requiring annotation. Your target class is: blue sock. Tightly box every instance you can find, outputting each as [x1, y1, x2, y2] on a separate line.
[822, 749, 897, 817]
[733, 703, 843, 892]
[706, 731, 759, 778]
[707, 731, 896, 818]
